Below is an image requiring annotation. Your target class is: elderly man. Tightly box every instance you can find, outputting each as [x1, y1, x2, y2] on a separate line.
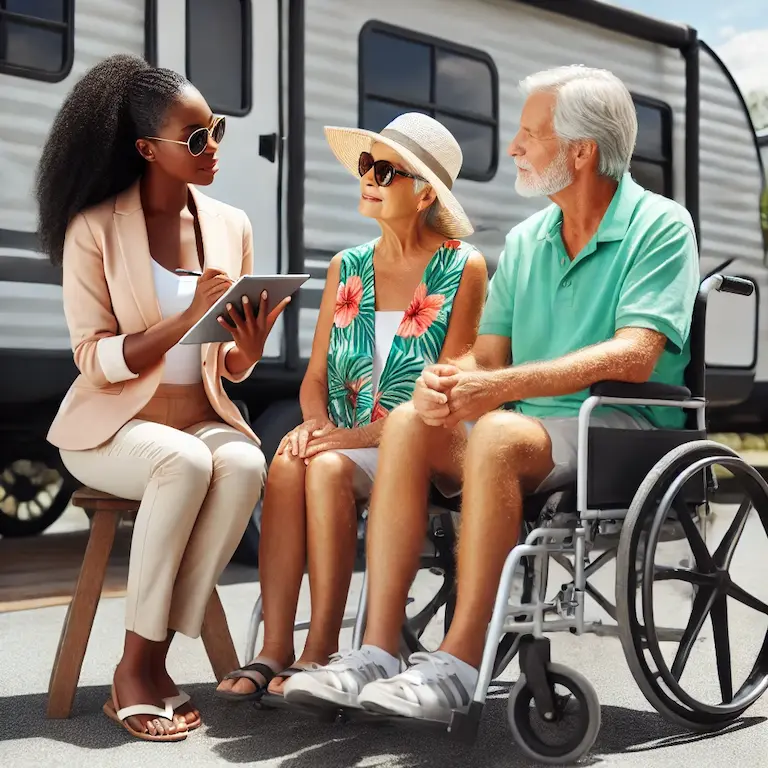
[283, 65, 699, 722]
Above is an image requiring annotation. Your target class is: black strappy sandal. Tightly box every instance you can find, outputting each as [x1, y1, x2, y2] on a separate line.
[214, 659, 283, 702]
[261, 662, 323, 703]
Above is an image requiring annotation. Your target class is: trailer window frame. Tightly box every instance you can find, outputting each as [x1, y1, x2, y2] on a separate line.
[185, 0, 253, 117]
[358, 20, 499, 183]
[630, 94, 674, 198]
[0, 0, 74, 82]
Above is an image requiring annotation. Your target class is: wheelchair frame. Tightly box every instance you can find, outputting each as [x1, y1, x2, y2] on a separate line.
[242, 274, 767, 765]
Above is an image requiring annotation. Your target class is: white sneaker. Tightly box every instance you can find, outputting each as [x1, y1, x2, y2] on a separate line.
[283, 647, 399, 710]
[358, 651, 477, 722]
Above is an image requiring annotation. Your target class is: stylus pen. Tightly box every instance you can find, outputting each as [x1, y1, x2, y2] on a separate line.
[174, 269, 203, 277]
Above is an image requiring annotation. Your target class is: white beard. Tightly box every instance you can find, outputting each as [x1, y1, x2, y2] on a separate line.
[515, 145, 573, 198]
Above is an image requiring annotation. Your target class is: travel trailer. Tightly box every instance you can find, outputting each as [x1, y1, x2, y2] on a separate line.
[0, 0, 764, 543]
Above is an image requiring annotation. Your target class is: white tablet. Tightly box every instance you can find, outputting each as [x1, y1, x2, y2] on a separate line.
[179, 274, 310, 345]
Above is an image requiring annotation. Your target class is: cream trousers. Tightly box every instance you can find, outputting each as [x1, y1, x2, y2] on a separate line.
[60, 384, 267, 642]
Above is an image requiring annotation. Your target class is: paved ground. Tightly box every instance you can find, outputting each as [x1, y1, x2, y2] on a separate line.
[2, 503, 768, 767]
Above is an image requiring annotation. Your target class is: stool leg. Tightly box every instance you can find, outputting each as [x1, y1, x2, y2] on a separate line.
[201, 588, 240, 682]
[47, 509, 118, 718]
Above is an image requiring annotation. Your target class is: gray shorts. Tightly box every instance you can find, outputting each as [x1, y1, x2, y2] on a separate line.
[334, 409, 653, 504]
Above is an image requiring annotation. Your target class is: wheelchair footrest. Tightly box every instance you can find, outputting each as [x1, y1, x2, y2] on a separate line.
[261, 691, 484, 742]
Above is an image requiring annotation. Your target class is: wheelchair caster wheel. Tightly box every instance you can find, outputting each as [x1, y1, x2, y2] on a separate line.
[507, 663, 600, 765]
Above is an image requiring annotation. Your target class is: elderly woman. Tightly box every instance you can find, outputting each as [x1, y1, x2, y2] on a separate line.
[216, 113, 487, 701]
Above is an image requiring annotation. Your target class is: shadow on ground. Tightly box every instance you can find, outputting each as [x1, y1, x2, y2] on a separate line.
[2, 682, 764, 768]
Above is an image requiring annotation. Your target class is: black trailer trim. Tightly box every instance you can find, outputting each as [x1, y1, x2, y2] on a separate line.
[0, 228, 38, 252]
[0, 0, 75, 83]
[0, 255, 61, 285]
[513, 0, 693, 48]
[684, 35, 700, 245]
[144, 0, 158, 65]
[284, 0, 305, 370]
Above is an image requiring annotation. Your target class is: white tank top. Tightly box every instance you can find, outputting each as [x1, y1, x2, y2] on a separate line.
[151, 260, 203, 385]
[371, 311, 402, 396]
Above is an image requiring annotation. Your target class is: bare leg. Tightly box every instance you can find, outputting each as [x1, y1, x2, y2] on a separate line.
[148, 632, 200, 727]
[269, 451, 358, 694]
[363, 403, 467, 658]
[216, 450, 306, 695]
[440, 412, 554, 668]
[111, 631, 184, 737]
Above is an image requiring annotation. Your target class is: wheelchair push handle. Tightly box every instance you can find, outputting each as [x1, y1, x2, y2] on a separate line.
[700, 273, 755, 299]
[718, 276, 754, 296]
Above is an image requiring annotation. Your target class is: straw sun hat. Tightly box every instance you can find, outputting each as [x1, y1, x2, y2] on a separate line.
[324, 112, 474, 238]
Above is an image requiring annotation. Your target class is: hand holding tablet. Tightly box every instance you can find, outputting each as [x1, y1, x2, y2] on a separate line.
[179, 273, 310, 344]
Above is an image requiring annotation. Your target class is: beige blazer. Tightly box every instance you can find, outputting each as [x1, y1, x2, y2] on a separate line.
[47, 181, 259, 452]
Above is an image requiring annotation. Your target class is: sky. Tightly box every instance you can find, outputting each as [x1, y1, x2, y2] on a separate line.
[603, 0, 767, 100]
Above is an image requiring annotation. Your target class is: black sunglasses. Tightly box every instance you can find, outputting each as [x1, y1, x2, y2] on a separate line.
[146, 116, 226, 157]
[358, 151, 425, 187]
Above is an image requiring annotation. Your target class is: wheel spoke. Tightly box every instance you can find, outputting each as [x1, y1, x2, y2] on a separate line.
[676, 506, 714, 571]
[710, 595, 733, 703]
[653, 567, 716, 587]
[671, 586, 717, 681]
[728, 581, 768, 616]
[713, 498, 752, 569]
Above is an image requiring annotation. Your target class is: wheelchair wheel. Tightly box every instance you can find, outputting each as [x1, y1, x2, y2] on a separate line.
[616, 439, 768, 731]
[507, 663, 601, 765]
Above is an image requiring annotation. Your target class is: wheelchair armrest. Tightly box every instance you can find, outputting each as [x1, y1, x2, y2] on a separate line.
[590, 380, 692, 401]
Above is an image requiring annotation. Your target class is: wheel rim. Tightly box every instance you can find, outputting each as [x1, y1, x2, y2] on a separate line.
[642, 455, 768, 716]
[620, 443, 768, 724]
[512, 672, 592, 758]
[0, 460, 65, 524]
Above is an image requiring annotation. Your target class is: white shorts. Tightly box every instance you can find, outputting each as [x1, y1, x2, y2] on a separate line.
[334, 410, 653, 504]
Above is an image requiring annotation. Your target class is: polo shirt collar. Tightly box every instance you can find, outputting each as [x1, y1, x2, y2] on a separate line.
[535, 173, 645, 243]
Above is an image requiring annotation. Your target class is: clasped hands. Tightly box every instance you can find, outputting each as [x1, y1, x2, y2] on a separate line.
[277, 417, 371, 465]
[413, 364, 502, 428]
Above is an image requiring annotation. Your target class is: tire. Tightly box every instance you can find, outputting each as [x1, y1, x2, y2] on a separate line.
[615, 439, 766, 731]
[507, 663, 601, 765]
[0, 457, 76, 537]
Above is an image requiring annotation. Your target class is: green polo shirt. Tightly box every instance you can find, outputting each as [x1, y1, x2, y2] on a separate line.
[479, 173, 699, 429]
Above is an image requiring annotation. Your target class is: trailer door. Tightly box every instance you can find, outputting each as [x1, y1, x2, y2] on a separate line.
[153, 0, 283, 356]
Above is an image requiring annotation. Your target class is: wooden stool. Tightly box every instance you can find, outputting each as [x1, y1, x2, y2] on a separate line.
[47, 487, 240, 719]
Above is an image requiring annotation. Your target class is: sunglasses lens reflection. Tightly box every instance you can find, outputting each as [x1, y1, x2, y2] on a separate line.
[212, 117, 226, 144]
[188, 128, 208, 156]
[358, 151, 374, 177]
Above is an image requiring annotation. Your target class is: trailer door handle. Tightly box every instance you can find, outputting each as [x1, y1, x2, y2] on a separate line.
[259, 133, 278, 163]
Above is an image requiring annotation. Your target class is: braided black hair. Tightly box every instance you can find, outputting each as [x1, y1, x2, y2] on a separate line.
[35, 54, 188, 264]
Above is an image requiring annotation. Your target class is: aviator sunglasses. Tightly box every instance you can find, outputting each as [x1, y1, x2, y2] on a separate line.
[358, 150, 425, 187]
[146, 116, 226, 157]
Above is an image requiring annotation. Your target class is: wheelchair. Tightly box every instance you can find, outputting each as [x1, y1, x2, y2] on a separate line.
[243, 273, 768, 765]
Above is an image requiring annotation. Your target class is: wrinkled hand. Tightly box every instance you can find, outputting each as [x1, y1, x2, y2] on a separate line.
[302, 425, 368, 462]
[417, 366, 501, 428]
[187, 268, 234, 323]
[218, 290, 291, 366]
[413, 364, 461, 426]
[440, 370, 503, 427]
[277, 417, 333, 459]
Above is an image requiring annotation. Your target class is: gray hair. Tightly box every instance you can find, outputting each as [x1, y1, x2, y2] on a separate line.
[519, 65, 637, 181]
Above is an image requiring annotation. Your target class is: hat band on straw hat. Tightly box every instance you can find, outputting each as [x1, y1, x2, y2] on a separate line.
[379, 128, 454, 189]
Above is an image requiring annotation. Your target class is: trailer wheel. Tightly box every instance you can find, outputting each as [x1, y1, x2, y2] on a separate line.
[0, 458, 75, 537]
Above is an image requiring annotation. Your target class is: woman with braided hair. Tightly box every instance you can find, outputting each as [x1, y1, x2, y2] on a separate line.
[40, 54, 284, 741]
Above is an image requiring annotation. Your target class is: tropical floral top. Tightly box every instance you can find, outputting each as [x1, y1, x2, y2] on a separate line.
[327, 238, 474, 429]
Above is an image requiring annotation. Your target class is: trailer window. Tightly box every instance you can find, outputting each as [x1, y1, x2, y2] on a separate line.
[359, 22, 498, 182]
[186, 0, 252, 116]
[631, 98, 673, 198]
[0, 0, 73, 81]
